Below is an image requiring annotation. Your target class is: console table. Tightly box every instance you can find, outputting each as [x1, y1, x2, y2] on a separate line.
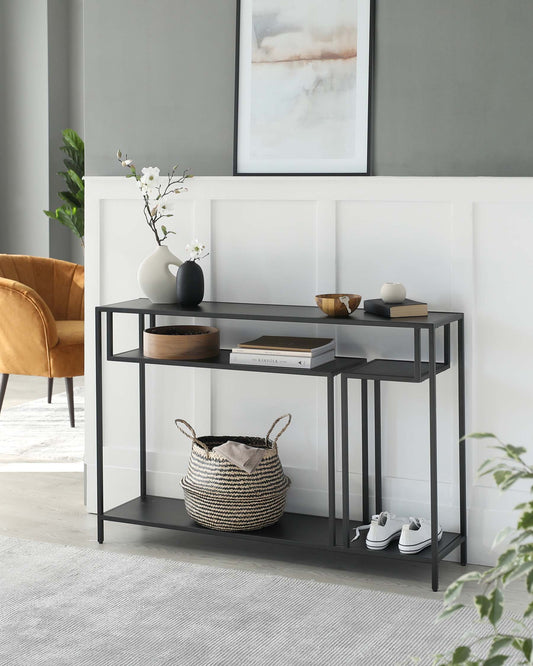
[95, 299, 465, 591]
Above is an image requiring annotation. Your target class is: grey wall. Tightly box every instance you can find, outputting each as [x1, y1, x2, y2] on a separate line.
[69, 0, 84, 142]
[372, 0, 533, 176]
[84, 0, 533, 177]
[84, 0, 236, 177]
[0, 6, 5, 214]
[0, 0, 50, 256]
[48, 0, 85, 264]
[48, 0, 74, 262]
[0, 0, 85, 262]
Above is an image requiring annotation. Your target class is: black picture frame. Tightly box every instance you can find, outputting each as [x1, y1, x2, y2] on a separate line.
[233, 0, 375, 176]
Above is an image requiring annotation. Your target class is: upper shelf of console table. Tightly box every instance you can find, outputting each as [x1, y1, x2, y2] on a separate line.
[98, 299, 463, 329]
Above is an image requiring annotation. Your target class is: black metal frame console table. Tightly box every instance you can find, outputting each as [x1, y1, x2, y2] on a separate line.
[95, 299, 465, 591]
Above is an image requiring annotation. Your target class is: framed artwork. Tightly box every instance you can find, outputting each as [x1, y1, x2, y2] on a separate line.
[234, 0, 374, 176]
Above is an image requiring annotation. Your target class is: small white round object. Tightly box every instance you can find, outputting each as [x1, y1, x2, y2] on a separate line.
[380, 282, 406, 304]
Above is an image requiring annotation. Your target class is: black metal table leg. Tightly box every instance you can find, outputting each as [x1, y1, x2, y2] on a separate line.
[341, 374, 350, 548]
[444, 324, 451, 367]
[96, 309, 104, 543]
[361, 379, 369, 523]
[374, 381, 382, 514]
[327, 375, 336, 547]
[414, 329, 421, 382]
[106, 312, 114, 359]
[429, 326, 439, 591]
[458, 318, 467, 565]
[139, 314, 147, 499]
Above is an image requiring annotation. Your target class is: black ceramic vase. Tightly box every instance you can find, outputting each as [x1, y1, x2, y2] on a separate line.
[176, 260, 204, 307]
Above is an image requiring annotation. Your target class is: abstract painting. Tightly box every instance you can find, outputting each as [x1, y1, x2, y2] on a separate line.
[234, 0, 373, 175]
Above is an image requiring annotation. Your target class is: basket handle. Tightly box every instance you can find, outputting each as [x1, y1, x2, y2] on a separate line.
[175, 419, 210, 455]
[265, 414, 292, 450]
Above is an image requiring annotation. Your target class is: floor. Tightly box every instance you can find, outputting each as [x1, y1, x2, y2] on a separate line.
[0, 378, 528, 610]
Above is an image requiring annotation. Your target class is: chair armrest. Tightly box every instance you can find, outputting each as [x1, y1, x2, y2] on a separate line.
[0, 278, 59, 376]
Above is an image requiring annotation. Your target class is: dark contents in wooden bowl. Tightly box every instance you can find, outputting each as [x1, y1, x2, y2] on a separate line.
[147, 326, 211, 336]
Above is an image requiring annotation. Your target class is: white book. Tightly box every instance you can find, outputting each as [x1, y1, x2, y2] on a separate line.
[229, 350, 335, 369]
[231, 342, 335, 358]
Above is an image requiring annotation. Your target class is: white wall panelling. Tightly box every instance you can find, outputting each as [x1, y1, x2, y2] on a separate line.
[85, 176, 533, 566]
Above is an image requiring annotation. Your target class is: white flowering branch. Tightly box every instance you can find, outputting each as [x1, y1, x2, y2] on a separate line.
[117, 150, 192, 246]
[185, 240, 209, 262]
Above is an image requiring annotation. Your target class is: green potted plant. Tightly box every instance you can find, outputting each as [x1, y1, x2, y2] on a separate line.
[434, 434, 533, 665]
[44, 129, 85, 247]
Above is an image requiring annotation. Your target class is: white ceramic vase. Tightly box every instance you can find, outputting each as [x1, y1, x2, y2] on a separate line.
[137, 245, 182, 303]
[380, 282, 406, 304]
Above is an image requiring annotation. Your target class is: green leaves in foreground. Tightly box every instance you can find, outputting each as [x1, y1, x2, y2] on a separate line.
[433, 434, 533, 665]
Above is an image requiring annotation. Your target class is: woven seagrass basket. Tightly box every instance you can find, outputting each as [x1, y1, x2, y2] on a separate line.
[175, 414, 292, 532]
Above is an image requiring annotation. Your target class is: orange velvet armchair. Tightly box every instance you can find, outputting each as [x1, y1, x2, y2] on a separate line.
[0, 255, 84, 427]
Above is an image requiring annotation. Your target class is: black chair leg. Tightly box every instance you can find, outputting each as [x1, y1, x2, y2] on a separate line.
[65, 377, 75, 428]
[0, 374, 9, 413]
[48, 377, 54, 403]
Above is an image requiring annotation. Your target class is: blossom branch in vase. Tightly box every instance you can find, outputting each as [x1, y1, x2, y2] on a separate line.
[117, 150, 192, 246]
[185, 240, 209, 262]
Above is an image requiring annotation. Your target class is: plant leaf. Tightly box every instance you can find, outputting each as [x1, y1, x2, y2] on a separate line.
[503, 444, 527, 461]
[504, 560, 533, 585]
[527, 569, 533, 594]
[488, 637, 513, 657]
[67, 169, 84, 191]
[475, 595, 491, 620]
[452, 646, 471, 663]
[488, 588, 504, 627]
[438, 603, 465, 621]
[510, 529, 533, 545]
[524, 600, 533, 618]
[496, 549, 516, 568]
[482, 656, 508, 666]
[518, 512, 533, 530]
[59, 191, 82, 208]
[493, 526, 514, 548]
[522, 638, 532, 662]
[444, 572, 483, 605]
[62, 128, 84, 153]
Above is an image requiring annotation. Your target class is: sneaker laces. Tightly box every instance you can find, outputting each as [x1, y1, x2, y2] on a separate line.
[351, 511, 396, 542]
[408, 517, 421, 530]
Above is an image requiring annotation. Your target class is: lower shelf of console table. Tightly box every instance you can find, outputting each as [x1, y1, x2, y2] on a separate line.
[104, 495, 465, 563]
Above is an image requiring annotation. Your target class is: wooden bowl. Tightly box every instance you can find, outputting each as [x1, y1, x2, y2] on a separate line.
[144, 325, 220, 360]
[315, 293, 361, 318]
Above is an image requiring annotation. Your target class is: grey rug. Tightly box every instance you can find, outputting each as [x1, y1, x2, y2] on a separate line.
[0, 388, 84, 462]
[0, 535, 520, 666]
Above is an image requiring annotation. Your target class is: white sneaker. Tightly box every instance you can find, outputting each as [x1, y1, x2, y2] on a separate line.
[398, 517, 443, 554]
[352, 511, 406, 550]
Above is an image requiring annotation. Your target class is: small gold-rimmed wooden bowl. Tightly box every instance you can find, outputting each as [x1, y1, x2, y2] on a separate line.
[315, 294, 361, 318]
[144, 325, 220, 360]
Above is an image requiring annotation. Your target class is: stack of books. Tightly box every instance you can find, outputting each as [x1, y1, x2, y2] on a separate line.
[229, 336, 335, 369]
[364, 299, 428, 318]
